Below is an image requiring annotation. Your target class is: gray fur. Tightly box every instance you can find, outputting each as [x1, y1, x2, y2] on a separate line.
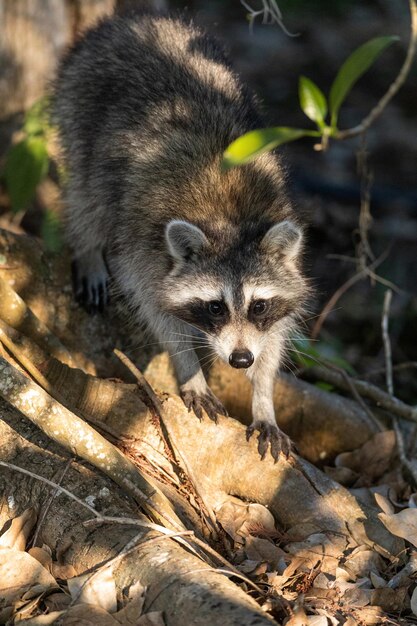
[53, 12, 308, 458]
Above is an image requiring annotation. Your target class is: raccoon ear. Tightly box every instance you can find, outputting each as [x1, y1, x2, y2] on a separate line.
[262, 220, 303, 259]
[165, 220, 208, 262]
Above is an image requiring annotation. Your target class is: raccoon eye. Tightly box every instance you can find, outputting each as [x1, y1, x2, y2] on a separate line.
[208, 301, 224, 316]
[252, 300, 268, 316]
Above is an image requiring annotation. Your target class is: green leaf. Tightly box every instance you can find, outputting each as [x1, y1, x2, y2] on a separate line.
[299, 76, 327, 126]
[222, 127, 319, 169]
[24, 97, 51, 137]
[329, 35, 399, 126]
[41, 209, 62, 253]
[4, 137, 49, 213]
[315, 382, 335, 392]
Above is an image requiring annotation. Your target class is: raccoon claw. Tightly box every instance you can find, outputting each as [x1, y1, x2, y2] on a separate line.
[181, 388, 226, 423]
[246, 421, 292, 462]
[72, 258, 109, 313]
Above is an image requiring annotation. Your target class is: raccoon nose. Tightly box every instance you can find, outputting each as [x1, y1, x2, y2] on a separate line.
[229, 350, 254, 369]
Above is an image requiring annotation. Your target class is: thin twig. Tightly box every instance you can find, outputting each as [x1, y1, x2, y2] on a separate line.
[336, 0, 417, 140]
[240, 0, 297, 36]
[87, 513, 264, 594]
[311, 248, 390, 339]
[381, 290, 417, 486]
[0, 460, 100, 517]
[361, 361, 417, 379]
[302, 365, 417, 424]
[114, 348, 221, 538]
[296, 353, 383, 432]
[180, 566, 267, 593]
[1, 460, 196, 544]
[113, 349, 266, 588]
[68, 528, 194, 608]
[382, 290, 394, 398]
[31, 458, 73, 548]
[334, 365, 384, 432]
[356, 134, 375, 265]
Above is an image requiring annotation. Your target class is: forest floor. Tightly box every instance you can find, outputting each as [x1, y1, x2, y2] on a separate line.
[0, 1, 416, 624]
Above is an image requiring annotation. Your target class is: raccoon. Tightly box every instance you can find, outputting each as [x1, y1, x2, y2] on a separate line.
[53, 12, 308, 460]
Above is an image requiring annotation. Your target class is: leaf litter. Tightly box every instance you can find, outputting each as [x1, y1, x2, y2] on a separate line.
[211, 429, 417, 624]
[0, 509, 165, 625]
[2, 415, 417, 624]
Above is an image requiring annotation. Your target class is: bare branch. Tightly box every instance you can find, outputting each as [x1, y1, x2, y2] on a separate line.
[240, 0, 298, 36]
[381, 290, 417, 486]
[311, 249, 390, 339]
[336, 0, 417, 140]
[302, 364, 417, 425]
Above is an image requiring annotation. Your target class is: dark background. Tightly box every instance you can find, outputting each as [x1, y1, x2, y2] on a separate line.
[0, 0, 416, 399]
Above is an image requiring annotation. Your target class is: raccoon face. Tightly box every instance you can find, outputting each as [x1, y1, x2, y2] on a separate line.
[162, 219, 305, 368]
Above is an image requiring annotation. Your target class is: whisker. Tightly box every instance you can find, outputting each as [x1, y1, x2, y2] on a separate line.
[127, 339, 209, 354]
[199, 353, 219, 370]
[169, 346, 206, 359]
[301, 308, 342, 324]
[286, 347, 328, 368]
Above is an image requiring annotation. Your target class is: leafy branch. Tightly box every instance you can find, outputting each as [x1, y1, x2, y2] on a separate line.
[1, 97, 62, 252]
[222, 0, 416, 169]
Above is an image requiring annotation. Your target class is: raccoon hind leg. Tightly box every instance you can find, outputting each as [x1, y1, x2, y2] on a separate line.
[71, 247, 109, 313]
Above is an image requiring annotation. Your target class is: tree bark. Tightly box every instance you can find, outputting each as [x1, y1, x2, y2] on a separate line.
[0, 0, 114, 120]
[0, 408, 276, 626]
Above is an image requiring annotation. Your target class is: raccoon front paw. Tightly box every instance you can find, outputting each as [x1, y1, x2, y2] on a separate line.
[246, 421, 293, 462]
[181, 387, 226, 423]
[72, 255, 109, 313]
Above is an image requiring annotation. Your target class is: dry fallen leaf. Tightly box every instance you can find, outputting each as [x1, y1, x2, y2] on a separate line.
[323, 465, 359, 486]
[17, 610, 65, 625]
[336, 431, 396, 483]
[0, 547, 58, 622]
[285, 532, 346, 576]
[125, 579, 146, 601]
[67, 567, 117, 613]
[0, 509, 37, 551]
[374, 492, 395, 515]
[307, 617, 328, 626]
[137, 612, 165, 626]
[369, 571, 386, 588]
[52, 562, 77, 580]
[44, 592, 72, 612]
[114, 584, 146, 625]
[387, 551, 417, 588]
[216, 499, 276, 543]
[343, 545, 384, 579]
[285, 602, 309, 626]
[244, 535, 286, 571]
[238, 503, 276, 537]
[379, 507, 417, 547]
[238, 559, 263, 574]
[370, 586, 408, 613]
[312, 573, 332, 590]
[216, 500, 250, 543]
[28, 547, 53, 572]
[50, 603, 119, 625]
[351, 606, 384, 625]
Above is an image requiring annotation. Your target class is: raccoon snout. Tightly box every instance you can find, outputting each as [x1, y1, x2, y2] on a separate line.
[229, 350, 254, 369]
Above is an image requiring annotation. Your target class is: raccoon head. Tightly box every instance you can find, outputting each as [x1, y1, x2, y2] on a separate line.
[162, 218, 306, 369]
